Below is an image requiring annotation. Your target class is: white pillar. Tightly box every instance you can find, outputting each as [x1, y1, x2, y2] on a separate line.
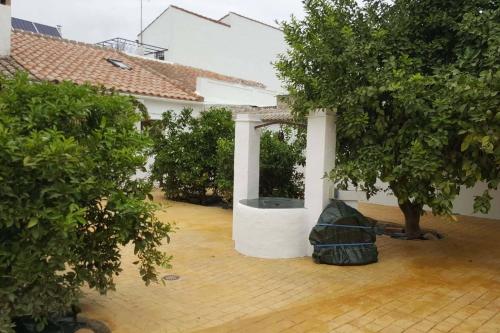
[304, 109, 336, 252]
[0, 2, 11, 57]
[232, 114, 262, 239]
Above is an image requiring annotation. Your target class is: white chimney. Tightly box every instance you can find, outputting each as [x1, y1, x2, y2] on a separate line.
[0, 0, 11, 57]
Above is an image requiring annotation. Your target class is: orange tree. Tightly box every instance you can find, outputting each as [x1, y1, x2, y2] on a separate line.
[277, 0, 499, 238]
[0, 75, 171, 332]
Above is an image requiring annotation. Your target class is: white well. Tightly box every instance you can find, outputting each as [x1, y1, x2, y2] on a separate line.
[233, 199, 307, 259]
[232, 110, 347, 259]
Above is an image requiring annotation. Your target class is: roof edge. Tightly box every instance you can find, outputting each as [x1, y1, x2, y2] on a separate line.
[220, 12, 283, 32]
[170, 5, 231, 27]
[139, 5, 231, 37]
[126, 52, 267, 89]
[11, 30, 204, 102]
[13, 29, 124, 54]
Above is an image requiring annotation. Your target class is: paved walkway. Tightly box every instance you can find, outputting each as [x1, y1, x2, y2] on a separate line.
[81, 192, 500, 333]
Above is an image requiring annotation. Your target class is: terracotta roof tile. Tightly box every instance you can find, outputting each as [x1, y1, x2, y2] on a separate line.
[0, 56, 36, 79]
[11, 30, 203, 102]
[132, 56, 266, 92]
[226, 105, 293, 121]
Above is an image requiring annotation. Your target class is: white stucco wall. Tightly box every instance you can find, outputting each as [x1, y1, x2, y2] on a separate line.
[133, 95, 204, 180]
[304, 110, 336, 252]
[137, 95, 203, 120]
[233, 202, 308, 258]
[140, 7, 287, 93]
[0, 4, 11, 56]
[359, 180, 500, 220]
[197, 78, 276, 107]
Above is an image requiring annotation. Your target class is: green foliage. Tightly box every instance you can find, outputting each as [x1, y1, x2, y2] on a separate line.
[151, 107, 234, 204]
[260, 128, 306, 198]
[215, 137, 235, 205]
[151, 108, 305, 206]
[277, 0, 499, 232]
[0, 74, 171, 332]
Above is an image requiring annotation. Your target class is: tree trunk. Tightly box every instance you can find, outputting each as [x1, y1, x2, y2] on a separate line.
[398, 201, 423, 239]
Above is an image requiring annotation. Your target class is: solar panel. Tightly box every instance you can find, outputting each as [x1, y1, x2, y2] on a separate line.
[11, 17, 62, 38]
[34, 23, 61, 38]
[11, 18, 37, 33]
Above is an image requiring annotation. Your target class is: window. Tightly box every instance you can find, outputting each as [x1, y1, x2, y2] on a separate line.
[106, 58, 131, 70]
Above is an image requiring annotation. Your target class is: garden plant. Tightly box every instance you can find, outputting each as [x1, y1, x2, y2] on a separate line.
[277, 0, 499, 238]
[0, 75, 172, 332]
[151, 108, 305, 206]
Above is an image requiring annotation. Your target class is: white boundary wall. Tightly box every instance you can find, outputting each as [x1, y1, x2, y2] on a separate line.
[363, 180, 500, 220]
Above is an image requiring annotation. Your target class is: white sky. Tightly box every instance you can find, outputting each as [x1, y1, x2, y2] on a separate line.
[11, 0, 306, 43]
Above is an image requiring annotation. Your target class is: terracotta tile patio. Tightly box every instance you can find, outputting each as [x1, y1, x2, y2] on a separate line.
[80, 191, 500, 333]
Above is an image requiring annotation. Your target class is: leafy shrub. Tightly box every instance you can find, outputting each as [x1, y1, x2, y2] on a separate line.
[152, 107, 305, 206]
[215, 137, 235, 205]
[151, 107, 234, 204]
[260, 128, 306, 198]
[0, 75, 171, 332]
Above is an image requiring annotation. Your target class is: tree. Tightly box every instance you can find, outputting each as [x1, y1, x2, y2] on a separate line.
[276, 0, 499, 238]
[0, 74, 171, 332]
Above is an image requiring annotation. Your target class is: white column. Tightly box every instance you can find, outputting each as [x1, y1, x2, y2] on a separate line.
[232, 114, 262, 239]
[304, 109, 336, 252]
[0, 3, 11, 57]
[233, 114, 262, 203]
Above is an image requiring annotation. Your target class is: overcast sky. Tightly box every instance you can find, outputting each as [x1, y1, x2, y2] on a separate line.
[12, 0, 306, 43]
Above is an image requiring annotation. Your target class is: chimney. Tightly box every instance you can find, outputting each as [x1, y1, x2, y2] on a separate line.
[0, 0, 11, 57]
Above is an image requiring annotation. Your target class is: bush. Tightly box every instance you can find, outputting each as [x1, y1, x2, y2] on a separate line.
[260, 128, 306, 198]
[215, 137, 235, 205]
[152, 108, 305, 206]
[151, 107, 234, 204]
[0, 74, 171, 332]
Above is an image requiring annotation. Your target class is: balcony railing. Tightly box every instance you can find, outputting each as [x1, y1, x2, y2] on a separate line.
[96, 38, 168, 60]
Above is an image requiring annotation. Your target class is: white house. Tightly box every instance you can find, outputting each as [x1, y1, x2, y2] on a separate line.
[138, 5, 288, 94]
[1, 1, 277, 119]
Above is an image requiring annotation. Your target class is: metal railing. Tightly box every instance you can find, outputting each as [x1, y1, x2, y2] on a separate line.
[96, 38, 167, 60]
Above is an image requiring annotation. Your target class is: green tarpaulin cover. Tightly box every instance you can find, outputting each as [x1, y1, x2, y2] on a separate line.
[309, 200, 378, 265]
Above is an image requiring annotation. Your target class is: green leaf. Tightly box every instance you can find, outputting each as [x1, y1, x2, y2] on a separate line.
[23, 156, 36, 167]
[27, 217, 39, 228]
[461, 134, 476, 152]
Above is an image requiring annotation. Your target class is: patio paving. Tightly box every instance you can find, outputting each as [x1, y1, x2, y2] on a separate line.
[80, 191, 500, 333]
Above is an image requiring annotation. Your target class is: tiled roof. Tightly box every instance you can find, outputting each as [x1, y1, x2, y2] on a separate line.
[226, 105, 293, 121]
[10, 30, 203, 101]
[134, 57, 266, 92]
[0, 56, 36, 78]
[10, 30, 267, 102]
